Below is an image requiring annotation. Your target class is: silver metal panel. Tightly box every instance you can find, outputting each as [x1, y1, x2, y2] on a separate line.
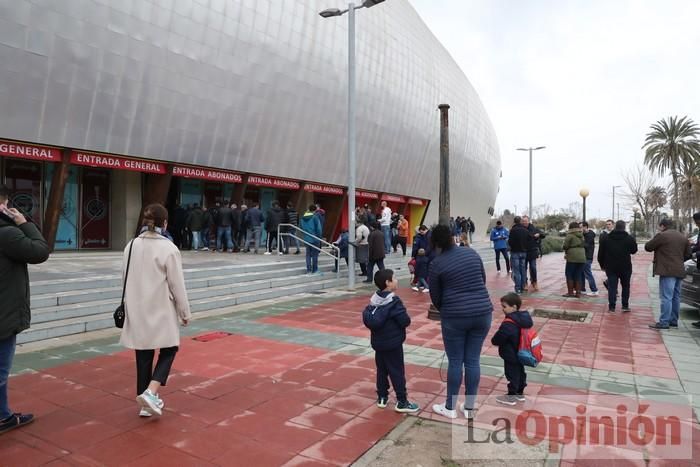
[0, 0, 500, 227]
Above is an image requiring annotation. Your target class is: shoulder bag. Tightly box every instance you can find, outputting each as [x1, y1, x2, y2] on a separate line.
[114, 239, 135, 328]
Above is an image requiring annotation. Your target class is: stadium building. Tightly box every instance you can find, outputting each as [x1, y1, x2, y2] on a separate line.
[0, 0, 500, 250]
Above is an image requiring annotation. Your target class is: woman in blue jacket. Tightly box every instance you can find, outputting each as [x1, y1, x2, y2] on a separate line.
[429, 224, 493, 420]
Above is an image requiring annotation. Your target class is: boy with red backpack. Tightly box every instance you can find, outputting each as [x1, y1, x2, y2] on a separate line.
[491, 293, 539, 406]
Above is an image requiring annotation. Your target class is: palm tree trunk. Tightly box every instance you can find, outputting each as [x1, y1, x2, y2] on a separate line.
[672, 170, 680, 230]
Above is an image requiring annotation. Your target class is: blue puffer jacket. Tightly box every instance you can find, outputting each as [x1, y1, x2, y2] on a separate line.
[491, 310, 533, 364]
[428, 246, 493, 319]
[490, 226, 509, 250]
[411, 233, 428, 258]
[362, 291, 411, 351]
[415, 255, 430, 280]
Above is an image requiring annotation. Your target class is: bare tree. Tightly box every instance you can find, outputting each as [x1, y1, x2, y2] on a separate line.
[621, 164, 667, 233]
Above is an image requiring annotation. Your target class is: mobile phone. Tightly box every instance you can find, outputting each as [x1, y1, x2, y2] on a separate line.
[0, 205, 16, 219]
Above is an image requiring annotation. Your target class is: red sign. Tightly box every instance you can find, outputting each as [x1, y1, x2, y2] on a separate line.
[408, 198, 425, 206]
[70, 151, 166, 174]
[173, 165, 242, 183]
[356, 191, 379, 199]
[247, 175, 300, 190]
[304, 183, 344, 195]
[0, 140, 61, 162]
[382, 194, 406, 203]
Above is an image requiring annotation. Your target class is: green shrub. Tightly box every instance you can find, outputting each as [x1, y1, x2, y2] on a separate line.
[541, 236, 564, 255]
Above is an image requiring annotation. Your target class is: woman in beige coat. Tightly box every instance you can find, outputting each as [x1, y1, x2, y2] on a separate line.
[120, 204, 192, 417]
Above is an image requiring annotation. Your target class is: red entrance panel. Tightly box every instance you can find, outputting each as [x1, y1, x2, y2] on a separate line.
[80, 168, 110, 249]
[3, 159, 43, 230]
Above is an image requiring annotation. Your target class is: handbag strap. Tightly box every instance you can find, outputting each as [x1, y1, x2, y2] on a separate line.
[120, 239, 136, 307]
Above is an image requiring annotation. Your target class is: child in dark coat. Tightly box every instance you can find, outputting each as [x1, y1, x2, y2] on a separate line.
[362, 269, 419, 413]
[491, 293, 533, 406]
[411, 248, 430, 293]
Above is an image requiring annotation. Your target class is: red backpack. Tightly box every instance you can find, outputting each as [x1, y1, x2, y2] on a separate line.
[504, 317, 543, 367]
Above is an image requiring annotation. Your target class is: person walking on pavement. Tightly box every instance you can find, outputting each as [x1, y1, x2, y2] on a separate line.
[200, 207, 211, 251]
[508, 216, 529, 294]
[121, 204, 191, 417]
[380, 201, 392, 255]
[244, 203, 264, 254]
[300, 205, 323, 274]
[215, 201, 234, 253]
[355, 220, 370, 276]
[580, 221, 599, 296]
[0, 185, 50, 433]
[522, 216, 545, 291]
[185, 204, 205, 251]
[365, 222, 386, 283]
[490, 220, 510, 274]
[284, 202, 301, 254]
[395, 214, 409, 256]
[599, 219, 614, 290]
[646, 219, 691, 329]
[562, 222, 586, 298]
[264, 201, 286, 255]
[597, 220, 638, 312]
[466, 217, 475, 244]
[231, 203, 242, 252]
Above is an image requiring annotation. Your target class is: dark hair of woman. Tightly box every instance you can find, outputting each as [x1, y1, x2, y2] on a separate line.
[430, 224, 454, 250]
[142, 203, 168, 231]
[568, 221, 580, 229]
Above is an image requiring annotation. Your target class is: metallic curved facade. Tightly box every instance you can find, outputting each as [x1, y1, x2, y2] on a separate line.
[0, 0, 500, 227]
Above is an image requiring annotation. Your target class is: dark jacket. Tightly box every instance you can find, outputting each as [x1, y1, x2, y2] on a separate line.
[415, 255, 430, 280]
[362, 291, 411, 351]
[245, 207, 264, 228]
[265, 207, 286, 232]
[582, 230, 596, 261]
[231, 208, 242, 231]
[368, 229, 385, 261]
[287, 208, 298, 226]
[491, 310, 533, 364]
[428, 246, 493, 319]
[526, 224, 545, 257]
[334, 231, 349, 259]
[216, 206, 234, 227]
[411, 233, 428, 258]
[597, 229, 638, 273]
[203, 210, 214, 229]
[508, 224, 530, 253]
[186, 207, 205, 231]
[644, 229, 691, 278]
[0, 214, 50, 340]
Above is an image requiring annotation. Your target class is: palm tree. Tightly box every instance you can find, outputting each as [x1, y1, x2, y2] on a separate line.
[643, 116, 700, 229]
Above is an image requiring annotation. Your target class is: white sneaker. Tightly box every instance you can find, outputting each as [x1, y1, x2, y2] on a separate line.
[587, 291, 599, 296]
[412, 287, 419, 292]
[139, 409, 152, 417]
[461, 404, 476, 420]
[264, 252, 272, 255]
[422, 289, 430, 293]
[201, 247, 209, 251]
[432, 403, 457, 419]
[137, 389, 163, 416]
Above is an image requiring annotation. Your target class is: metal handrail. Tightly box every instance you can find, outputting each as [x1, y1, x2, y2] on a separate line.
[278, 223, 341, 279]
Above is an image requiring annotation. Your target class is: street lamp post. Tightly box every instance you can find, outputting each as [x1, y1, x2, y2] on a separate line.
[517, 146, 546, 219]
[612, 185, 622, 220]
[579, 188, 590, 222]
[319, 0, 385, 290]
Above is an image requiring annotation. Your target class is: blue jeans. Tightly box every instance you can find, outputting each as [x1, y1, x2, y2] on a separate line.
[201, 228, 210, 249]
[191, 231, 200, 250]
[441, 314, 492, 410]
[526, 254, 538, 284]
[381, 225, 391, 254]
[659, 276, 682, 326]
[0, 334, 16, 419]
[246, 226, 262, 252]
[511, 252, 527, 292]
[216, 226, 233, 251]
[581, 259, 598, 292]
[306, 241, 320, 272]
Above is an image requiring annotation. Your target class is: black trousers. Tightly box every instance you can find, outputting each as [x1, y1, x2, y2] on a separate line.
[135, 347, 178, 396]
[606, 269, 631, 309]
[267, 231, 280, 252]
[375, 347, 407, 402]
[367, 258, 385, 281]
[504, 360, 527, 395]
[526, 254, 538, 283]
[395, 236, 407, 256]
[334, 257, 349, 272]
[495, 248, 510, 272]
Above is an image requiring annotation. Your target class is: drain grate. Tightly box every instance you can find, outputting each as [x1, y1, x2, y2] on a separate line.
[192, 331, 232, 342]
[532, 308, 591, 323]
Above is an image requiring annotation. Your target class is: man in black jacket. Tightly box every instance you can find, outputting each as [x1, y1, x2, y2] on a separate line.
[580, 221, 599, 296]
[522, 216, 545, 291]
[264, 201, 286, 255]
[284, 202, 300, 255]
[508, 216, 530, 294]
[0, 185, 50, 433]
[185, 203, 205, 251]
[597, 220, 638, 312]
[215, 201, 234, 253]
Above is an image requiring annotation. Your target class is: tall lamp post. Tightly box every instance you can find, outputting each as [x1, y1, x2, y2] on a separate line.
[319, 0, 386, 290]
[612, 185, 622, 220]
[517, 146, 546, 219]
[579, 188, 589, 222]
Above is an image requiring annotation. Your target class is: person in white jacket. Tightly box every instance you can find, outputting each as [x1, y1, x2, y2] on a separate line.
[355, 221, 371, 276]
[380, 201, 392, 255]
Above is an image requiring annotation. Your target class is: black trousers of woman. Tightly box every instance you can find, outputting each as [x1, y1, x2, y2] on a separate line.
[135, 347, 178, 396]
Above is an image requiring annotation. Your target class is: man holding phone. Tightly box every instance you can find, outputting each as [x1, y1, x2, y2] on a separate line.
[0, 184, 50, 434]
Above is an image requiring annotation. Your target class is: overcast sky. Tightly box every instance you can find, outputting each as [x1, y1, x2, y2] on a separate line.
[409, 0, 700, 221]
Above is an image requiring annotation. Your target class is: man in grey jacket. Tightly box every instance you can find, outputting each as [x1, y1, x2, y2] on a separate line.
[0, 185, 50, 433]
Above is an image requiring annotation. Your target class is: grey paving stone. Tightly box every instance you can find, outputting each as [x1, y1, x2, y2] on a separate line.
[634, 375, 684, 392]
[589, 379, 637, 395]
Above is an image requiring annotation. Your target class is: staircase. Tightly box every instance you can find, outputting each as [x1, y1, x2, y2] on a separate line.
[23, 252, 412, 344]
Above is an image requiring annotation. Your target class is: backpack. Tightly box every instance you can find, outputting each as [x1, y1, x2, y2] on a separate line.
[407, 258, 416, 274]
[504, 317, 543, 367]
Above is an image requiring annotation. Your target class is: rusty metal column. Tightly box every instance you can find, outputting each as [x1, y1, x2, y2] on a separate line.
[43, 149, 71, 251]
[438, 104, 450, 226]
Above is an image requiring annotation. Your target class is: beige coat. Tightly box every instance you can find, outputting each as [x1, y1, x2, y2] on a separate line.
[119, 231, 192, 350]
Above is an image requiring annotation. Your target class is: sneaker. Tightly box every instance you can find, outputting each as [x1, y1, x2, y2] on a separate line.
[395, 400, 420, 413]
[621, 307, 631, 313]
[461, 404, 476, 420]
[411, 286, 419, 292]
[295, 251, 301, 254]
[515, 394, 526, 402]
[139, 409, 153, 417]
[136, 389, 163, 416]
[422, 289, 430, 293]
[669, 322, 678, 328]
[648, 323, 669, 330]
[432, 403, 457, 419]
[586, 291, 599, 297]
[264, 251, 272, 255]
[377, 396, 388, 409]
[608, 307, 615, 312]
[0, 413, 34, 434]
[495, 395, 518, 406]
[201, 247, 209, 251]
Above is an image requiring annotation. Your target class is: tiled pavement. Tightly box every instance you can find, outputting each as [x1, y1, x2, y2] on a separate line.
[3, 250, 700, 465]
